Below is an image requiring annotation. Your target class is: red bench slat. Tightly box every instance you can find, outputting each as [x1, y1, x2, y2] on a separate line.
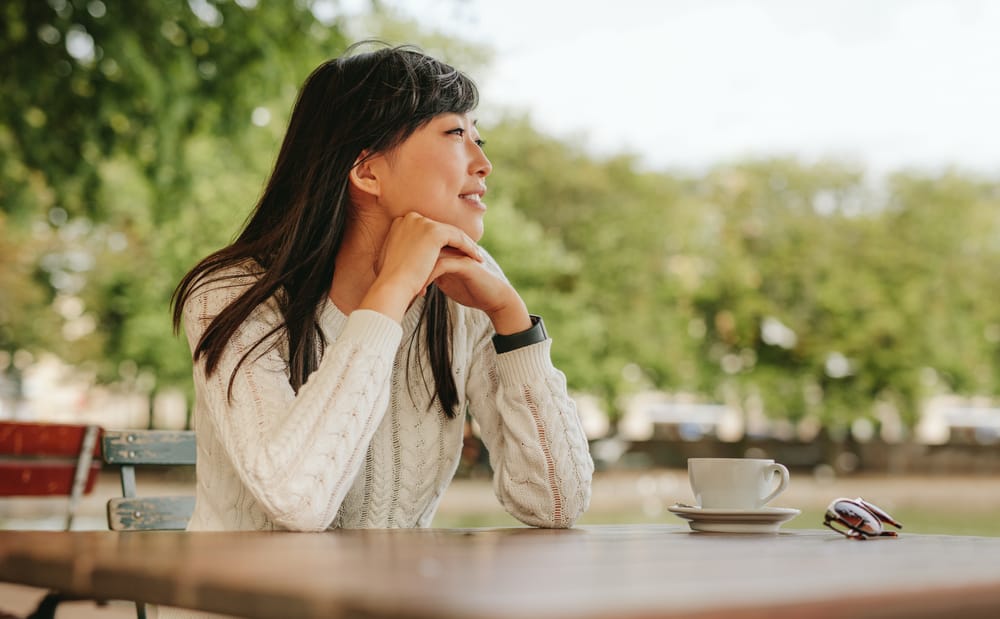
[0, 422, 102, 458]
[0, 422, 103, 497]
[0, 461, 101, 496]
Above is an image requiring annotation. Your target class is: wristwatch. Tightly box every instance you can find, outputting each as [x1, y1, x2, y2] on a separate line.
[492, 315, 548, 354]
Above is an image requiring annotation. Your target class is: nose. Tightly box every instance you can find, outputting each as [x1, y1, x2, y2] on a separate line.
[470, 144, 492, 178]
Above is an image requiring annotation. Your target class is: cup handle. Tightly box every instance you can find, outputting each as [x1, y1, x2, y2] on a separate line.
[760, 463, 790, 505]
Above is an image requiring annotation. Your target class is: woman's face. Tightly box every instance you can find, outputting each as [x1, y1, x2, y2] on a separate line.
[369, 112, 493, 241]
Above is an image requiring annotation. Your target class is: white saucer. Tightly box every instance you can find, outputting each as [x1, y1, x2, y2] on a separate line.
[668, 504, 801, 533]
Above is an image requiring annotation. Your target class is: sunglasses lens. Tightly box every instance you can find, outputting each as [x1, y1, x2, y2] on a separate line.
[829, 499, 881, 536]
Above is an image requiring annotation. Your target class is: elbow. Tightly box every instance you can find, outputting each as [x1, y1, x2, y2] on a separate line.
[499, 472, 593, 529]
[516, 490, 591, 529]
[530, 509, 584, 529]
[548, 480, 592, 529]
[251, 474, 334, 532]
[548, 455, 594, 528]
[270, 508, 331, 532]
[243, 458, 339, 532]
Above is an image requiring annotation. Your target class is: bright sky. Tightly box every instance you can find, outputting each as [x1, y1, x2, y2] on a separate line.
[362, 0, 1000, 177]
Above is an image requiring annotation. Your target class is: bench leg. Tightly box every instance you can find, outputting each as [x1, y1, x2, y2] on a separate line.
[26, 592, 66, 619]
[24, 592, 108, 619]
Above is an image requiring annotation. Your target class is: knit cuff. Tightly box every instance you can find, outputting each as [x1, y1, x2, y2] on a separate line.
[494, 337, 555, 386]
[342, 309, 403, 352]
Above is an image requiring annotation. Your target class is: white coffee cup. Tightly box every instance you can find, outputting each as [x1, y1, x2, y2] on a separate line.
[688, 457, 790, 510]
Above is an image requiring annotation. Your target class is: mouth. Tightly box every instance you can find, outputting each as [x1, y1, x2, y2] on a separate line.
[459, 189, 487, 209]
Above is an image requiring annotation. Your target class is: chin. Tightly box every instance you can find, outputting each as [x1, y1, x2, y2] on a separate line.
[466, 224, 484, 243]
[452, 217, 484, 242]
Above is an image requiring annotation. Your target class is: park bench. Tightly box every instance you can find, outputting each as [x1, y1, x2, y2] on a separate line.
[101, 429, 197, 619]
[0, 421, 103, 619]
[0, 421, 102, 530]
[102, 429, 197, 531]
[1, 424, 196, 619]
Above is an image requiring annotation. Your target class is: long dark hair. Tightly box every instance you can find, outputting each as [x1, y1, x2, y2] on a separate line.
[171, 43, 479, 418]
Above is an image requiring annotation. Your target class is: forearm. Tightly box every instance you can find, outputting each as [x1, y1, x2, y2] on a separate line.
[471, 340, 594, 528]
[486, 291, 532, 335]
[357, 277, 416, 324]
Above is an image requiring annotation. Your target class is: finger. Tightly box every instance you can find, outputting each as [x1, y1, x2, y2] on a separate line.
[438, 246, 468, 259]
[437, 226, 483, 262]
[423, 254, 480, 290]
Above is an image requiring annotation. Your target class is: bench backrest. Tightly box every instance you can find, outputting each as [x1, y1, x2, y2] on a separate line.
[102, 429, 196, 531]
[0, 421, 102, 529]
[0, 421, 102, 496]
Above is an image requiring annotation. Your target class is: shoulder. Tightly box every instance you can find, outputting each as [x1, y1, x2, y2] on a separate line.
[182, 259, 276, 323]
[187, 259, 262, 297]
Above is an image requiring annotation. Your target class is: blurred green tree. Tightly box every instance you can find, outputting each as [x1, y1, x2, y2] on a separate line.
[482, 113, 1000, 430]
[3, 2, 999, 437]
[1, 0, 348, 407]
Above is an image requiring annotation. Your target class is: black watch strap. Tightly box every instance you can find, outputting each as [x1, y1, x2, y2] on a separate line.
[492, 315, 548, 354]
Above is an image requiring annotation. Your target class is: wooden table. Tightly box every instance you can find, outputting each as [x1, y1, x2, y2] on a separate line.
[2, 525, 1000, 618]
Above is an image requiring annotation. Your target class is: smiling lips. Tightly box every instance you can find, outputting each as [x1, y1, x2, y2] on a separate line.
[459, 187, 487, 209]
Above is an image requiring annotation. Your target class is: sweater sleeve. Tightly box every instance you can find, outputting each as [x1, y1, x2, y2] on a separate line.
[464, 310, 594, 528]
[183, 274, 402, 531]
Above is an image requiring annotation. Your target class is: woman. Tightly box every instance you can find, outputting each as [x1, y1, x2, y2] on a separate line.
[172, 42, 593, 533]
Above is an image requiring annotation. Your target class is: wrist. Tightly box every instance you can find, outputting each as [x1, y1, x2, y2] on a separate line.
[487, 296, 531, 335]
[358, 279, 414, 324]
[492, 315, 548, 354]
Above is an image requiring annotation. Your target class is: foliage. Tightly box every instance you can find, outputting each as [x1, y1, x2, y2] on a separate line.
[2, 3, 1000, 433]
[482, 115, 1000, 428]
[1, 0, 347, 388]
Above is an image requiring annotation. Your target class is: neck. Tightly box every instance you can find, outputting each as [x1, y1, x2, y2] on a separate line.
[329, 214, 389, 314]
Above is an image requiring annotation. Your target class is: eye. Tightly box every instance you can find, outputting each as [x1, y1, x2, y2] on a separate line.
[446, 127, 486, 149]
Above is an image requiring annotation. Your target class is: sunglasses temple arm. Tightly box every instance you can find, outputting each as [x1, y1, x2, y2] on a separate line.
[824, 518, 871, 540]
[856, 498, 903, 529]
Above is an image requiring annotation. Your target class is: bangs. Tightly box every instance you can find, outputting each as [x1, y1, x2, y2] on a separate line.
[410, 54, 479, 118]
[341, 44, 480, 152]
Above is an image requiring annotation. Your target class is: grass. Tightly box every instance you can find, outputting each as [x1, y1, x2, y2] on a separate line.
[433, 471, 1000, 536]
[433, 508, 1000, 536]
[6, 469, 997, 537]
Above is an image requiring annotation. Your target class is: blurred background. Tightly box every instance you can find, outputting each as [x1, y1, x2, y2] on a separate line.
[2, 0, 1000, 536]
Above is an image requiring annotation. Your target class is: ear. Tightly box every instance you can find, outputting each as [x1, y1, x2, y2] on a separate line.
[348, 151, 382, 198]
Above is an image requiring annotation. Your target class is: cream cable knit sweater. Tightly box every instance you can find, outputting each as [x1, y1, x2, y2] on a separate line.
[181, 262, 594, 533]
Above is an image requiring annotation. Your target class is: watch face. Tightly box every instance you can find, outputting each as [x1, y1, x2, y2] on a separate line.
[492, 316, 546, 354]
[532, 316, 547, 339]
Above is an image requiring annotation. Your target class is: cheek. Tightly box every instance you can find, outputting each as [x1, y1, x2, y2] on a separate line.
[380, 152, 459, 215]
